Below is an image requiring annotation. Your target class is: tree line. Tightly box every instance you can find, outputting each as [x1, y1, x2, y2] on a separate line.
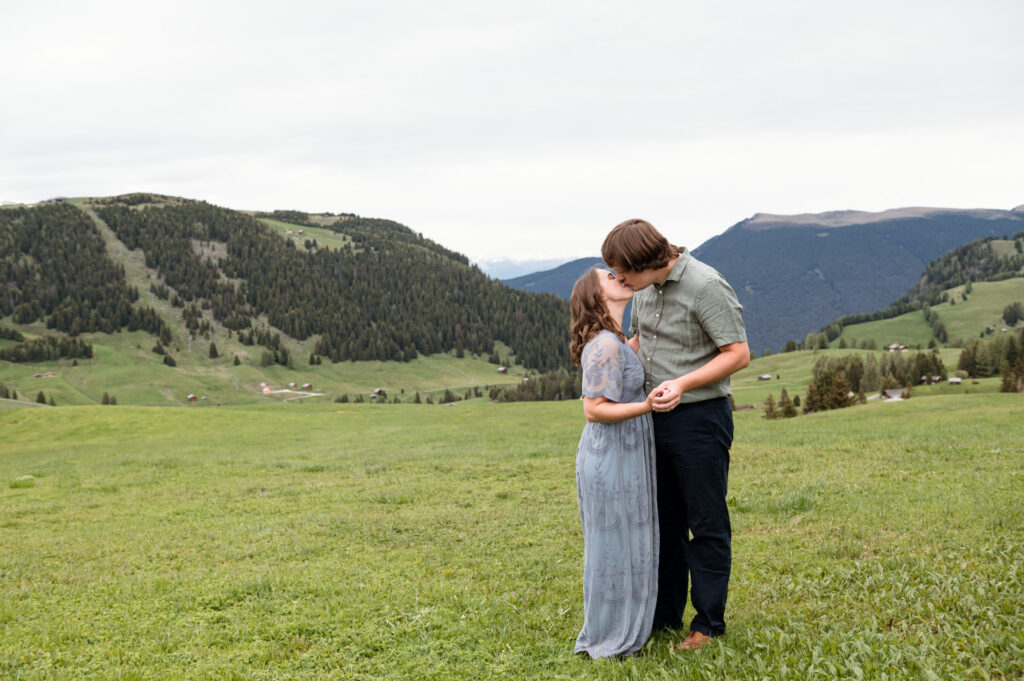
[0, 203, 169, 344]
[95, 197, 572, 371]
[817, 232, 1024, 343]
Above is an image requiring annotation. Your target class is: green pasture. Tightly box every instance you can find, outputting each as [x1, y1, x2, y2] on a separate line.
[933, 278, 1024, 343]
[730, 347, 991, 407]
[0, 329, 525, 407]
[256, 218, 356, 252]
[833, 310, 935, 349]
[2, 395, 1022, 680]
[833, 276, 1024, 349]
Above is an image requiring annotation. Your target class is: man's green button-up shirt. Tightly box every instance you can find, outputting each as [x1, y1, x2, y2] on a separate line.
[629, 251, 747, 404]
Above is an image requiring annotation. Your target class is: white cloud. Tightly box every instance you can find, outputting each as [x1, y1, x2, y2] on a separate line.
[2, 0, 1022, 260]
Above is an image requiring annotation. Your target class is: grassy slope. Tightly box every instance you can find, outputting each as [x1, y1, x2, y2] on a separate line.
[932, 277, 1024, 341]
[832, 277, 1024, 349]
[0, 325, 526, 407]
[256, 217, 356, 252]
[1, 204, 527, 406]
[730, 347, 992, 407]
[1, 396, 1022, 680]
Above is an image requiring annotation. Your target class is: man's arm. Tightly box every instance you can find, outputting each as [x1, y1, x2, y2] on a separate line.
[649, 341, 750, 412]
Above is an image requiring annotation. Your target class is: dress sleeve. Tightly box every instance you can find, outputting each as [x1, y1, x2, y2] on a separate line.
[581, 332, 624, 402]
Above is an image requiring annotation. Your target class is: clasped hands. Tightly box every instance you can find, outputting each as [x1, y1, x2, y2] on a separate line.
[645, 378, 684, 412]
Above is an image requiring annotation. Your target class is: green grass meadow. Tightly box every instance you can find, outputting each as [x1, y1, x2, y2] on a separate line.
[832, 277, 1024, 350]
[2, 396, 1022, 680]
[0, 325, 526, 408]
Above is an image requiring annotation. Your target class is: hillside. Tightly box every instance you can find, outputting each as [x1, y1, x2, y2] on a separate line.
[503, 257, 604, 295]
[831, 277, 1024, 350]
[820, 232, 1024, 348]
[505, 206, 1024, 352]
[503, 256, 631, 327]
[693, 206, 1024, 352]
[0, 195, 572, 405]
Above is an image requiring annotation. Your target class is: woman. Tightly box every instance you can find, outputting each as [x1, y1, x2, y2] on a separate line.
[570, 267, 659, 658]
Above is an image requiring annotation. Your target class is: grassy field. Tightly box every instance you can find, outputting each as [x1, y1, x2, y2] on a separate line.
[256, 218, 357, 253]
[932, 278, 1024, 343]
[832, 277, 1024, 350]
[2, 396, 1022, 680]
[0, 327, 525, 408]
[730, 347, 994, 407]
[0, 204, 529, 408]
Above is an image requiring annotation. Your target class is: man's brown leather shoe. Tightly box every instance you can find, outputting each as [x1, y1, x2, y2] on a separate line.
[673, 630, 713, 651]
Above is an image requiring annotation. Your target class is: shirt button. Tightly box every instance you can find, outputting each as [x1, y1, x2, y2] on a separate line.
[653, 334, 657, 339]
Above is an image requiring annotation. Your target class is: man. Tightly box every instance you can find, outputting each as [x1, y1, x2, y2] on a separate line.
[601, 218, 749, 651]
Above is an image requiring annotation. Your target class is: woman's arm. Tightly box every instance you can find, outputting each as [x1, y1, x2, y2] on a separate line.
[583, 393, 654, 424]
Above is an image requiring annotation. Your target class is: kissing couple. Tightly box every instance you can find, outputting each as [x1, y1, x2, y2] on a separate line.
[570, 218, 749, 658]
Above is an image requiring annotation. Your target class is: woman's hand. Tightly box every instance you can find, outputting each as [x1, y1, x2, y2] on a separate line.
[643, 388, 658, 413]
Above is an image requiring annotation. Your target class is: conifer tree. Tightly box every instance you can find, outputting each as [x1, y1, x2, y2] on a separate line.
[36, 391, 46, 404]
[209, 342, 219, 359]
[779, 388, 798, 418]
[763, 393, 778, 419]
[829, 371, 853, 409]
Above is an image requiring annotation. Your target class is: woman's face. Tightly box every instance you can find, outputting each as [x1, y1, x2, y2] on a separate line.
[596, 268, 633, 303]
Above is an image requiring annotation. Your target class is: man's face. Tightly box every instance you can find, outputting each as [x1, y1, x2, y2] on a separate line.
[615, 268, 659, 291]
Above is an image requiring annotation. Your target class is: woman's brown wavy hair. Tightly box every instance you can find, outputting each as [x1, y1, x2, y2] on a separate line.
[570, 268, 625, 366]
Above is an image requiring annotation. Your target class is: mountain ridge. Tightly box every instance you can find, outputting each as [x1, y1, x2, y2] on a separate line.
[0, 194, 572, 373]
[502, 204, 1024, 351]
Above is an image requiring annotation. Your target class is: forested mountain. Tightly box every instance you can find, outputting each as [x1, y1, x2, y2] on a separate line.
[2, 195, 571, 371]
[694, 206, 1024, 352]
[504, 257, 632, 328]
[825, 232, 1024, 333]
[503, 257, 604, 295]
[0, 202, 168, 337]
[507, 205, 1024, 352]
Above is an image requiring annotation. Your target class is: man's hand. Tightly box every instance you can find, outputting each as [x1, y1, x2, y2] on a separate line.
[650, 378, 685, 412]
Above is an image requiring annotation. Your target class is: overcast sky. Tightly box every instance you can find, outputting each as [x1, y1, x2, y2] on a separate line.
[2, 1, 1022, 266]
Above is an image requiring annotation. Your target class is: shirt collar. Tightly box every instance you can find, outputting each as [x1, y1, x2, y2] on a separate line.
[657, 250, 689, 286]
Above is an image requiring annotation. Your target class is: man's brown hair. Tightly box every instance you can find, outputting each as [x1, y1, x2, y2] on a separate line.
[601, 219, 682, 273]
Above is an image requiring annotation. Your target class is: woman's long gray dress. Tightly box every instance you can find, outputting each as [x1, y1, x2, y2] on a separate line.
[574, 330, 659, 658]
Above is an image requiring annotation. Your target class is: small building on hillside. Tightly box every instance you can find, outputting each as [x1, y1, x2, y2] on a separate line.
[758, 374, 771, 381]
[302, 383, 313, 390]
[497, 367, 508, 374]
[948, 376, 963, 385]
[887, 344, 909, 352]
[881, 388, 907, 401]
[187, 394, 197, 402]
